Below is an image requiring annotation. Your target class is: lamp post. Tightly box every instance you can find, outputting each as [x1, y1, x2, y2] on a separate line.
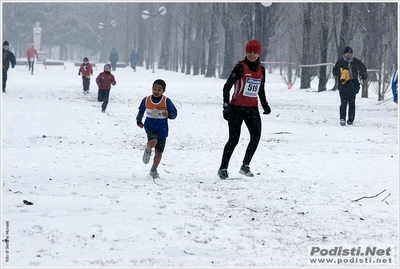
[141, 6, 167, 19]
[141, 6, 167, 73]
[261, 2, 273, 7]
[98, 20, 116, 63]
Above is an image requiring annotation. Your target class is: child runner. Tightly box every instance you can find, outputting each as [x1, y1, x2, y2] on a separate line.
[78, 57, 93, 94]
[218, 39, 271, 180]
[96, 64, 116, 113]
[136, 79, 178, 179]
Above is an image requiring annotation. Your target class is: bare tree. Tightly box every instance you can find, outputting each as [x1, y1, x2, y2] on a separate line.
[330, 3, 351, 91]
[2, 2, 397, 86]
[300, 3, 312, 89]
[220, 3, 238, 79]
[257, 2, 281, 62]
[158, 3, 174, 70]
[318, 3, 330, 92]
[205, 3, 220, 78]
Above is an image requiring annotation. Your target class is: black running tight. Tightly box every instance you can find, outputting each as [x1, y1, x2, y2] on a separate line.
[219, 105, 262, 169]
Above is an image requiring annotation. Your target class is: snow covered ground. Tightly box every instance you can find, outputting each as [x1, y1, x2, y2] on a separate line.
[1, 61, 398, 267]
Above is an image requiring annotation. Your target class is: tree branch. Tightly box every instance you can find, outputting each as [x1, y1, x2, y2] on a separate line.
[381, 193, 391, 203]
[351, 189, 386, 202]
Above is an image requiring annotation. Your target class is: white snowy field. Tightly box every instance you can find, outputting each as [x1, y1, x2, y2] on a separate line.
[1, 60, 398, 267]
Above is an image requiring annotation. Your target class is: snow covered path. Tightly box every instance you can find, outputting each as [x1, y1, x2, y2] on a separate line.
[1, 62, 398, 267]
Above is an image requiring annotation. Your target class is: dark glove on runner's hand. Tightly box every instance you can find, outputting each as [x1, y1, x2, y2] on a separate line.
[262, 103, 271, 115]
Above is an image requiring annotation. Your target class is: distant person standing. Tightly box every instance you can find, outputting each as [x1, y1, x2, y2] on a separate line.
[2, 41, 16, 93]
[109, 47, 119, 71]
[129, 49, 138, 72]
[78, 57, 93, 94]
[96, 64, 116, 113]
[332, 46, 368, 126]
[26, 43, 38, 75]
[392, 70, 398, 104]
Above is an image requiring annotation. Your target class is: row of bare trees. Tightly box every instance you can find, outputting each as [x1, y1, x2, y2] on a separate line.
[2, 2, 397, 94]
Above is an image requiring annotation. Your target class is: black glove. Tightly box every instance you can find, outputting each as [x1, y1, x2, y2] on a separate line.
[262, 103, 271, 115]
[222, 103, 233, 121]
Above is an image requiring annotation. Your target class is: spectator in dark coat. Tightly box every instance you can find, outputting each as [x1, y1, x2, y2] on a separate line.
[109, 47, 119, 71]
[2, 41, 16, 93]
[332, 46, 368, 126]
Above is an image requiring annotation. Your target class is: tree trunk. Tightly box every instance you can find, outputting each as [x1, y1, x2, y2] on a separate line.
[339, 3, 350, 56]
[220, 3, 236, 79]
[186, 31, 192, 75]
[201, 28, 207, 75]
[379, 44, 388, 101]
[205, 3, 219, 78]
[192, 23, 203, 76]
[318, 3, 329, 92]
[362, 50, 369, 98]
[181, 16, 187, 73]
[158, 5, 172, 70]
[300, 3, 312, 89]
[331, 3, 351, 91]
[136, 3, 146, 67]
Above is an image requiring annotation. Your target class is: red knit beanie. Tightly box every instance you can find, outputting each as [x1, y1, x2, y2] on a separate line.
[245, 40, 262, 54]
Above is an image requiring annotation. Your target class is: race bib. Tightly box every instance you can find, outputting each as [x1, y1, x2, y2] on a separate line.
[151, 108, 159, 118]
[243, 77, 261, 97]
